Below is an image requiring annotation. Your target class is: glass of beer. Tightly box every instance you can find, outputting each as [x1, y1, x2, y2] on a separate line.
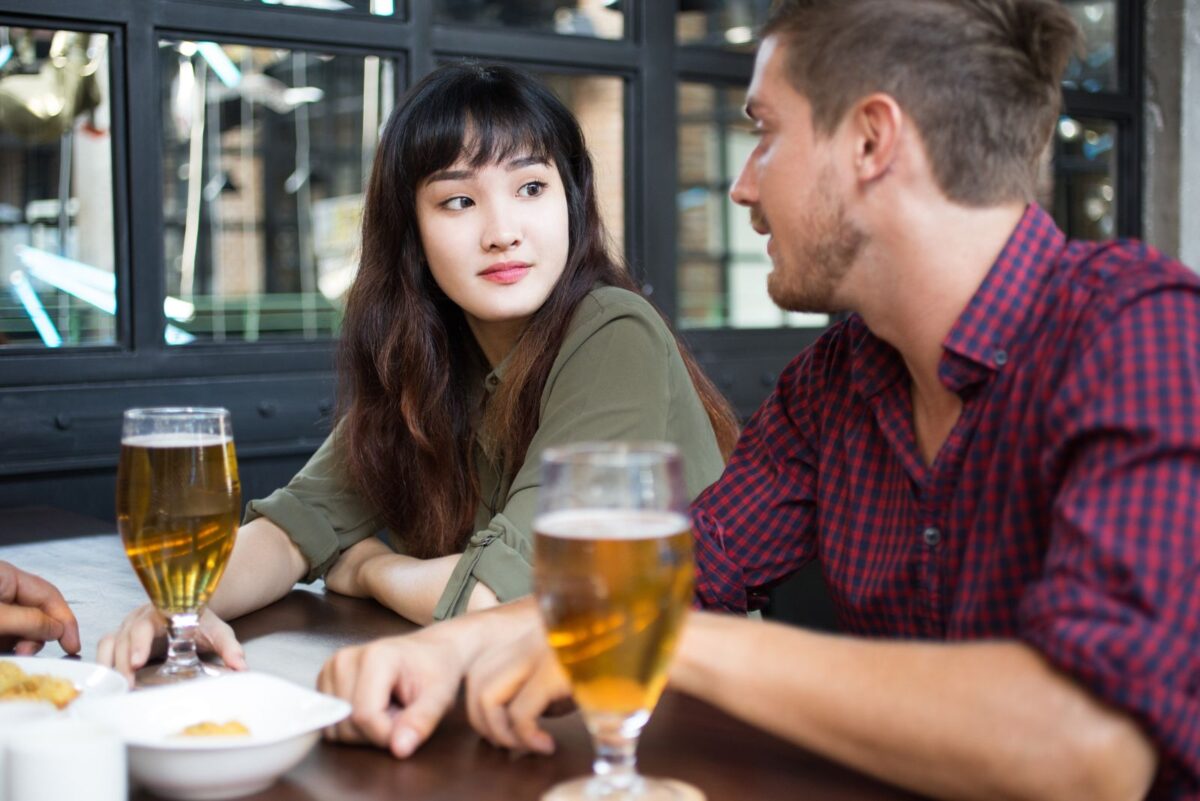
[534, 442, 702, 801]
[116, 407, 241, 683]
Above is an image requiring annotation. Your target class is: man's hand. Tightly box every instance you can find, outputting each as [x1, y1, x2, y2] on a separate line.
[464, 627, 572, 755]
[97, 604, 246, 683]
[0, 561, 80, 655]
[318, 627, 466, 758]
[324, 537, 393, 598]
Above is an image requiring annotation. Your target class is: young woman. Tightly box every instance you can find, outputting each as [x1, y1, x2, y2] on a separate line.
[99, 62, 738, 676]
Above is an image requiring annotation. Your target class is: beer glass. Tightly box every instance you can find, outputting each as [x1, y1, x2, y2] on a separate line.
[116, 408, 240, 683]
[534, 442, 702, 801]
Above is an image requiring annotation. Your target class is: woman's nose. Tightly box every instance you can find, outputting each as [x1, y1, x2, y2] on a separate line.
[481, 206, 522, 251]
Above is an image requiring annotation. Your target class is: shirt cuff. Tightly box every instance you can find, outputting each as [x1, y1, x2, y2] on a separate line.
[432, 514, 533, 621]
[691, 509, 749, 613]
[244, 491, 342, 584]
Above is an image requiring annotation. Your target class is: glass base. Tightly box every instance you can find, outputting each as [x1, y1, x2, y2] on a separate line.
[541, 777, 705, 801]
[137, 660, 223, 687]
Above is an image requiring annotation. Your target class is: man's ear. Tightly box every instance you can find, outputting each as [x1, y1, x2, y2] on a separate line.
[848, 93, 903, 184]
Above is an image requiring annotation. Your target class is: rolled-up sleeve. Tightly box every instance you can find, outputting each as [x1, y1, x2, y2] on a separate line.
[432, 298, 705, 620]
[244, 429, 381, 583]
[1019, 287, 1200, 794]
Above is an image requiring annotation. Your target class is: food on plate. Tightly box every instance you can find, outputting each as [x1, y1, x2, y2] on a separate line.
[177, 720, 251, 737]
[0, 661, 80, 709]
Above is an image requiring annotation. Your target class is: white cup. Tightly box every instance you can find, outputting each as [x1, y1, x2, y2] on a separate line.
[0, 702, 56, 801]
[6, 717, 126, 801]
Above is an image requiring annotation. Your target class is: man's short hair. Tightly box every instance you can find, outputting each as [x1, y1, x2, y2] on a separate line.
[764, 0, 1080, 205]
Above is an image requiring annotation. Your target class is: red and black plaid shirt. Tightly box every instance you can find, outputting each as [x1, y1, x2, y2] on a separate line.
[692, 205, 1200, 798]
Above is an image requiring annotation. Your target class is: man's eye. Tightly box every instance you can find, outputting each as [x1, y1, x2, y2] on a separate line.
[519, 181, 548, 197]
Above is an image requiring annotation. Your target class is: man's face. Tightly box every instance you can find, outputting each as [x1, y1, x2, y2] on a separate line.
[730, 36, 866, 314]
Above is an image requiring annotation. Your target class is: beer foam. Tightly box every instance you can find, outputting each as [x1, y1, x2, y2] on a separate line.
[121, 433, 232, 448]
[535, 509, 690, 540]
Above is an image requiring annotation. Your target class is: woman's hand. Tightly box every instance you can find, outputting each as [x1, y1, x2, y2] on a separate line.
[96, 603, 246, 684]
[324, 537, 394, 598]
[0, 561, 80, 656]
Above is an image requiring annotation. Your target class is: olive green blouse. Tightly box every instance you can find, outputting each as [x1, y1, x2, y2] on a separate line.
[244, 286, 726, 620]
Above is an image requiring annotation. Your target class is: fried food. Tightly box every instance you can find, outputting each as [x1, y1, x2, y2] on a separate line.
[0, 661, 79, 709]
[178, 720, 251, 737]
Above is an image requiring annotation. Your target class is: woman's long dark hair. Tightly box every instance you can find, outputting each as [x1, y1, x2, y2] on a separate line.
[339, 62, 738, 558]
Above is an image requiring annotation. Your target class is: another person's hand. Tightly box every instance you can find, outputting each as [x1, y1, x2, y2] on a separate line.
[0, 561, 81, 655]
[464, 628, 571, 755]
[97, 603, 246, 683]
[323, 537, 393, 598]
[318, 626, 466, 758]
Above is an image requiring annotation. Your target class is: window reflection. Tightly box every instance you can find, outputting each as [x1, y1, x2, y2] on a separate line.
[160, 40, 394, 344]
[0, 27, 115, 349]
[1052, 115, 1117, 241]
[435, 1, 623, 40]
[194, 0, 399, 17]
[676, 0, 771, 51]
[1062, 0, 1117, 93]
[677, 82, 827, 330]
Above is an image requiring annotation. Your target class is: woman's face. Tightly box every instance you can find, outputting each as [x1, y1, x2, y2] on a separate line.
[415, 151, 570, 357]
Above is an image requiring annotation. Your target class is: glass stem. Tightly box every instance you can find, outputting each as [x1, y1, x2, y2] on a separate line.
[165, 612, 202, 670]
[592, 727, 641, 792]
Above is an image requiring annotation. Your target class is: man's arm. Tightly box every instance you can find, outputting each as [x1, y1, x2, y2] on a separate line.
[671, 613, 1156, 801]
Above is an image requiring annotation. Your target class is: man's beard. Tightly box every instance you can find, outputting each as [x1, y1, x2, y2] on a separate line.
[766, 184, 866, 315]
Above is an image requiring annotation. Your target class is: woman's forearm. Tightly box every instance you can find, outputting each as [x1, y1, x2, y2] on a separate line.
[362, 553, 499, 625]
[208, 517, 308, 620]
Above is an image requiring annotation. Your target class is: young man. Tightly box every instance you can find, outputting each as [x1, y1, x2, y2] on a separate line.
[323, 1, 1199, 797]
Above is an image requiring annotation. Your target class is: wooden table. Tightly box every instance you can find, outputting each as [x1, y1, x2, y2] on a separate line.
[0, 509, 923, 801]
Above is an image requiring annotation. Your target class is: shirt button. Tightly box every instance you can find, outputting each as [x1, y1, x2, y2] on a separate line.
[922, 527, 942, 547]
[993, 348, 1008, 366]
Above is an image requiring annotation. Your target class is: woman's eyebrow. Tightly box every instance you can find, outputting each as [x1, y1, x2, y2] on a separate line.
[506, 155, 549, 171]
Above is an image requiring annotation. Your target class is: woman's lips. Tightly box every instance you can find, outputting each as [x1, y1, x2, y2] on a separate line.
[479, 263, 531, 284]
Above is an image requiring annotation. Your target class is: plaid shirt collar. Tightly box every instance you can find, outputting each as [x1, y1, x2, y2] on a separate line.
[852, 204, 1066, 399]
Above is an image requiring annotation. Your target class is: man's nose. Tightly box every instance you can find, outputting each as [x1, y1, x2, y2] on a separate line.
[729, 158, 757, 207]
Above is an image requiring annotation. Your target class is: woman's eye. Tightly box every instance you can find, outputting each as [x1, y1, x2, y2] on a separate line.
[519, 181, 547, 198]
[442, 196, 473, 210]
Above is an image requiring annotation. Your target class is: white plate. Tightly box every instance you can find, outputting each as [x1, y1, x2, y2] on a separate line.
[0, 656, 129, 704]
[74, 671, 351, 801]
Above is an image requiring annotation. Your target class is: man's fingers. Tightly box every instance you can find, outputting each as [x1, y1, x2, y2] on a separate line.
[0, 603, 65, 644]
[350, 648, 412, 748]
[389, 675, 457, 758]
[507, 659, 568, 755]
[13, 638, 45, 656]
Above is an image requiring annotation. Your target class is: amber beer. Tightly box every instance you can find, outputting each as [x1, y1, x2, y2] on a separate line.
[534, 509, 693, 723]
[116, 434, 240, 616]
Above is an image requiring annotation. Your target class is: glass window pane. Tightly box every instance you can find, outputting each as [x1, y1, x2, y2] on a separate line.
[536, 71, 625, 253]
[160, 40, 395, 344]
[190, 0, 401, 18]
[0, 27, 115, 350]
[676, 0, 772, 51]
[1062, 0, 1117, 93]
[435, 1, 623, 40]
[677, 81, 828, 331]
[1051, 115, 1118, 240]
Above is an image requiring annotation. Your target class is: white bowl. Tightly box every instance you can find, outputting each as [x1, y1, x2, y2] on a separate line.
[1, 656, 128, 704]
[73, 671, 351, 801]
